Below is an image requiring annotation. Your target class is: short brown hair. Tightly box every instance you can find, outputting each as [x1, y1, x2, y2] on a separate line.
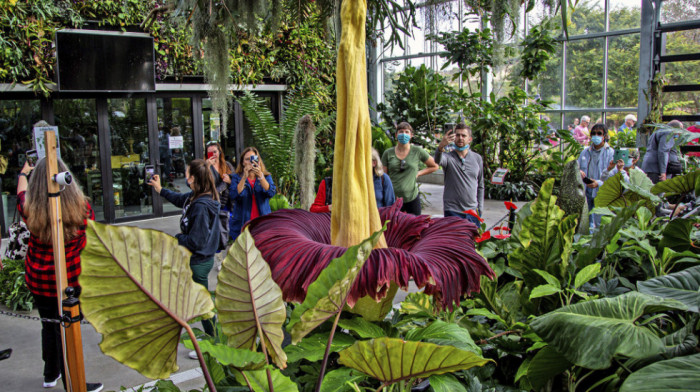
[455, 123, 472, 135]
[396, 122, 413, 132]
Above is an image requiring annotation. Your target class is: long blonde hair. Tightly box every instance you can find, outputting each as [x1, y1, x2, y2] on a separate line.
[25, 158, 90, 243]
[371, 148, 384, 177]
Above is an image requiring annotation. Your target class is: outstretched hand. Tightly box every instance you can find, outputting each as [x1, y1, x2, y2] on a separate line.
[147, 174, 162, 193]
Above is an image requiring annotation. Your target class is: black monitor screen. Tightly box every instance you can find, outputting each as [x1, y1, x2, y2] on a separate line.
[56, 30, 155, 92]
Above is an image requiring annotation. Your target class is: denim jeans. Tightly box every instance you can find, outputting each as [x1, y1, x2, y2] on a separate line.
[444, 209, 482, 226]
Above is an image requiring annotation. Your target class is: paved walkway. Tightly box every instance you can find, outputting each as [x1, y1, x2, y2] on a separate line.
[0, 183, 525, 391]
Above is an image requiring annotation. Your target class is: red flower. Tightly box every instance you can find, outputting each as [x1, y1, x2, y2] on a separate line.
[504, 201, 518, 211]
[246, 200, 495, 310]
[463, 209, 484, 223]
[475, 231, 491, 243]
[491, 226, 511, 240]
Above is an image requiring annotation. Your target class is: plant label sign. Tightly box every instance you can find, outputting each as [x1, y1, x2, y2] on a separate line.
[491, 168, 509, 185]
[33, 126, 62, 160]
[169, 136, 184, 149]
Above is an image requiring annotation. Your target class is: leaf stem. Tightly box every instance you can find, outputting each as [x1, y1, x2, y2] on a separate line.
[314, 309, 343, 392]
[184, 324, 217, 392]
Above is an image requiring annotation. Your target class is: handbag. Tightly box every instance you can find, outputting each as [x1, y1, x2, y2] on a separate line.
[4, 205, 30, 261]
[667, 159, 682, 175]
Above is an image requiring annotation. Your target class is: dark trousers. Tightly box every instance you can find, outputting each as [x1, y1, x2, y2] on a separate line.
[444, 210, 482, 226]
[401, 196, 422, 216]
[190, 258, 216, 336]
[33, 294, 66, 388]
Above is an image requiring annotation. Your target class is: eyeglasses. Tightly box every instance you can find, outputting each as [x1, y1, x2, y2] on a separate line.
[399, 159, 406, 171]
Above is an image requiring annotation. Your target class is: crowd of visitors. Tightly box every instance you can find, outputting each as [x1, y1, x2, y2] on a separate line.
[13, 115, 699, 388]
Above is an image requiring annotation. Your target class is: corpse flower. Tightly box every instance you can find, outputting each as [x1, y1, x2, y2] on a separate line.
[246, 200, 494, 310]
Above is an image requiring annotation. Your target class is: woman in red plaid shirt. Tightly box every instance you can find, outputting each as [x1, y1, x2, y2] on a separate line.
[18, 158, 102, 391]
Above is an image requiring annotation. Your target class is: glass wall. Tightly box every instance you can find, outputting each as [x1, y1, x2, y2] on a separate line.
[157, 97, 194, 214]
[108, 98, 152, 219]
[53, 99, 105, 221]
[0, 100, 41, 232]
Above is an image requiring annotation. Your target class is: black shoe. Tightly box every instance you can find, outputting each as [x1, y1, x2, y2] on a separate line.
[87, 383, 103, 392]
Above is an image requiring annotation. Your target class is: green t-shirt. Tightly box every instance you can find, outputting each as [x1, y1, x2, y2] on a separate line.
[381, 145, 430, 203]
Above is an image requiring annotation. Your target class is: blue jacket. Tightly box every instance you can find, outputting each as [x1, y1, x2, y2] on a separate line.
[160, 189, 220, 265]
[578, 143, 615, 200]
[374, 173, 396, 208]
[641, 130, 680, 174]
[229, 174, 276, 240]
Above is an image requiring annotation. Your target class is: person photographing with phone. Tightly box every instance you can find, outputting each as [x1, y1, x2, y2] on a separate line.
[578, 123, 615, 230]
[229, 147, 276, 241]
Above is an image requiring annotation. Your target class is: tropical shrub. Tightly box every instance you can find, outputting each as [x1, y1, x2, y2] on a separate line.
[0, 258, 33, 311]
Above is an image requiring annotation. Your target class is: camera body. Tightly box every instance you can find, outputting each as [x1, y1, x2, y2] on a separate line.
[54, 171, 72, 186]
[250, 155, 259, 163]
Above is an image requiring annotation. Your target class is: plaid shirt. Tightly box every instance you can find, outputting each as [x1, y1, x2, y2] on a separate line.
[18, 191, 95, 298]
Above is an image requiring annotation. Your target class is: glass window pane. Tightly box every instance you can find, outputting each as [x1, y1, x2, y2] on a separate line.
[664, 60, 700, 86]
[53, 99, 104, 222]
[529, 43, 563, 108]
[0, 100, 40, 232]
[609, 0, 641, 31]
[382, 60, 406, 97]
[382, 19, 406, 59]
[569, 0, 605, 35]
[158, 97, 194, 214]
[436, 55, 460, 89]
[660, 91, 700, 117]
[661, 0, 700, 24]
[607, 34, 640, 108]
[406, 23, 428, 56]
[108, 98, 152, 219]
[409, 56, 426, 67]
[526, 2, 558, 31]
[566, 38, 605, 109]
[664, 30, 700, 56]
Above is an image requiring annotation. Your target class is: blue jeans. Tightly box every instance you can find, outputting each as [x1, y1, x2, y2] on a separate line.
[445, 210, 481, 226]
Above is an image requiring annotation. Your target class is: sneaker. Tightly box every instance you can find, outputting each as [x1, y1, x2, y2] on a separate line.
[188, 350, 198, 360]
[43, 374, 61, 388]
[87, 383, 103, 392]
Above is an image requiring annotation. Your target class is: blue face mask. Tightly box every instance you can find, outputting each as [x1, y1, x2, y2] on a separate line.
[591, 135, 603, 145]
[397, 133, 411, 145]
[455, 144, 469, 151]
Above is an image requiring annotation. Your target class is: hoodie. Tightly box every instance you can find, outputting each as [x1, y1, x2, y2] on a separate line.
[159, 189, 221, 265]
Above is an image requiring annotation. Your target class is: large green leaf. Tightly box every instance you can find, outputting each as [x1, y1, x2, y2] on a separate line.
[337, 338, 492, 384]
[659, 219, 696, 253]
[235, 368, 299, 392]
[620, 354, 700, 392]
[509, 179, 568, 284]
[595, 171, 657, 211]
[625, 320, 699, 370]
[319, 367, 368, 392]
[404, 320, 480, 354]
[429, 373, 468, 392]
[81, 221, 215, 379]
[288, 224, 386, 343]
[650, 169, 700, 196]
[184, 339, 266, 370]
[337, 317, 385, 339]
[637, 265, 700, 312]
[526, 346, 573, 391]
[399, 292, 435, 317]
[216, 228, 288, 368]
[574, 203, 639, 267]
[284, 332, 356, 363]
[530, 292, 688, 369]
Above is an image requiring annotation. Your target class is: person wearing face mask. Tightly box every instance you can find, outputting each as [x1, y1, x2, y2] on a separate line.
[602, 148, 644, 184]
[578, 123, 615, 229]
[435, 123, 484, 226]
[641, 120, 684, 184]
[229, 147, 276, 240]
[381, 122, 439, 215]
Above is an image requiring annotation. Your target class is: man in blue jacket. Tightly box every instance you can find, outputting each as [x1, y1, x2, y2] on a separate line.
[578, 123, 615, 229]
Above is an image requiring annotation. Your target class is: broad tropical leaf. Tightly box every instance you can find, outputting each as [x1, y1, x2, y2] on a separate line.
[247, 203, 494, 311]
[526, 346, 573, 391]
[620, 354, 700, 392]
[659, 219, 696, 253]
[637, 265, 700, 312]
[625, 320, 699, 370]
[429, 373, 468, 392]
[574, 203, 639, 267]
[288, 224, 386, 343]
[404, 320, 480, 354]
[319, 367, 368, 392]
[337, 317, 385, 339]
[574, 263, 601, 289]
[216, 228, 288, 368]
[530, 292, 688, 369]
[650, 169, 700, 196]
[184, 340, 266, 370]
[337, 338, 492, 383]
[399, 292, 435, 316]
[235, 368, 299, 392]
[529, 284, 561, 299]
[595, 171, 657, 210]
[284, 332, 355, 363]
[81, 221, 215, 379]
